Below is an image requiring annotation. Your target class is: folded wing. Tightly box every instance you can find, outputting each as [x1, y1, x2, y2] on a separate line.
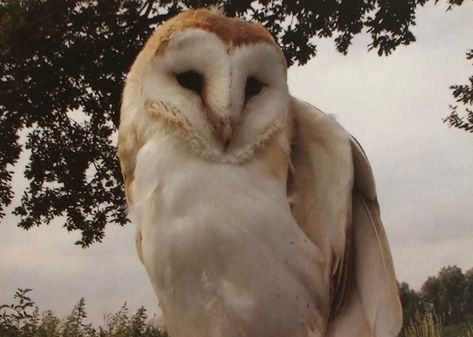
[289, 98, 402, 337]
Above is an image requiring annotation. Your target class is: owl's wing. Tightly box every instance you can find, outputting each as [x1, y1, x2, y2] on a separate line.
[289, 98, 402, 337]
[117, 120, 145, 264]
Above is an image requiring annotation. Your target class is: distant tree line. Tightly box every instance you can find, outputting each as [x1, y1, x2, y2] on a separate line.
[399, 265, 473, 337]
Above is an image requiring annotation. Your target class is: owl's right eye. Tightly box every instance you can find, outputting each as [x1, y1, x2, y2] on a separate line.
[175, 71, 203, 94]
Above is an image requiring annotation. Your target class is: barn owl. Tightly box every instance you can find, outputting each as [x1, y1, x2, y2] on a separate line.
[118, 8, 402, 337]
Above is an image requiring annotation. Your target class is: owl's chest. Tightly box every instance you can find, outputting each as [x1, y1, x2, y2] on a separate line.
[135, 136, 291, 260]
[145, 195, 327, 337]
[132, 133, 286, 225]
[132, 136, 328, 337]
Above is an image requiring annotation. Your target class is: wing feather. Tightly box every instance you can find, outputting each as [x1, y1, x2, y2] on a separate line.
[290, 97, 402, 337]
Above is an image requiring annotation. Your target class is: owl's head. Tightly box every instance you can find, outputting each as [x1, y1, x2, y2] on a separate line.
[120, 8, 289, 164]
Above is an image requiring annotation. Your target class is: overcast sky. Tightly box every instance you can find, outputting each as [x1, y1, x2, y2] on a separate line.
[1, 1, 472, 326]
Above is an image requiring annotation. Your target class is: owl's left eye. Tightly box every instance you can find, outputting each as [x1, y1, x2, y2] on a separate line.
[175, 71, 203, 94]
[245, 77, 264, 99]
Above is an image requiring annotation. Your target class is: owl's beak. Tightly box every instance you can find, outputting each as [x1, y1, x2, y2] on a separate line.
[216, 118, 232, 150]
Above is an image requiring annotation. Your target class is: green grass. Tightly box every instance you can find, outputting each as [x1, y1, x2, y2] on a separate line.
[3, 288, 473, 337]
[0, 289, 166, 337]
[401, 310, 473, 337]
[401, 311, 443, 337]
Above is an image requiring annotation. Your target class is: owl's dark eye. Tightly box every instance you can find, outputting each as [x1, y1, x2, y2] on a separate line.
[175, 71, 203, 94]
[245, 77, 264, 99]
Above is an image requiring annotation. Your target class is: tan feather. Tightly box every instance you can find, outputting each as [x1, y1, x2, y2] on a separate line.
[117, 125, 139, 204]
[151, 9, 281, 56]
[125, 8, 285, 89]
[135, 228, 144, 264]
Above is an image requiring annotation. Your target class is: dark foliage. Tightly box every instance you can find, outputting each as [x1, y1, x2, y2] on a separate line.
[0, 0, 161, 246]
[444, 49, 473, 132]
[399, 265, 473, 334]
[0, 0, 468, 245]
[399, 281, 426, 327]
